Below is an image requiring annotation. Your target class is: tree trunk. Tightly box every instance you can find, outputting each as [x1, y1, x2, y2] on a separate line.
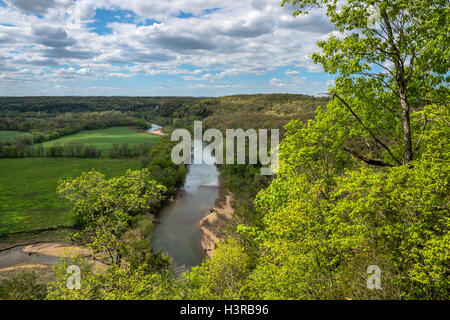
[382, 14, 413, 165]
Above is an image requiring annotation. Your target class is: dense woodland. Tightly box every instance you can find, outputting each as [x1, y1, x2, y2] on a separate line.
[0, 94, 327, 158]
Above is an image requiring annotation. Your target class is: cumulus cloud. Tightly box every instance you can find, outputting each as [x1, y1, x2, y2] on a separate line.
[270, 78, 286, 87]
[4, 0, 72, 14]
[279, 10, 333, 33]
[33, 26, 76, 47]
[285, 70, 300, 75]
[42, 48, 95, 59]
[0, 0, 334, 94]
[153, 34, 216, 51]
[219, 13, 275, 38]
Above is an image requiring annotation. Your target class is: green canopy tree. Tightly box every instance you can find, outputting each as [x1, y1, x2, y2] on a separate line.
[237, 0, 450, 299]
[57, 169, 166, 265]
[282, 0, 449, 165]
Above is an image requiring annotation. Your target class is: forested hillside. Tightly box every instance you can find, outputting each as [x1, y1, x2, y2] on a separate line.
[0, 0, 448, 302]
[43, 0, 449, 300]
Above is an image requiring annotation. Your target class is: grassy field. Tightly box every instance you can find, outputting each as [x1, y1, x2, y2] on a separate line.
[41, 127, 160, 154]
[0, 130, 24, 142]
[0, 157, 142, 236]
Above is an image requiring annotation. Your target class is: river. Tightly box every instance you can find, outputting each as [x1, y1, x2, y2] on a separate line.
[147, 123, 162, 133]
[147, 126, 219, 268]
[0, 244, 61, 269]
[0, 126, 217, 271]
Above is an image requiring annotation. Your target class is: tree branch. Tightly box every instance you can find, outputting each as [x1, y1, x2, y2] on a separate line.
[343, 147, 395, 167]
[332, 93, 403, 165]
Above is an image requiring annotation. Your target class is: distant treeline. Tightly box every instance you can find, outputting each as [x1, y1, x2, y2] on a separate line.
[0, 94, 329, 135]
[0, 96, 199, 113]
[0, 141, 153, 159]
[0, 141, 102, 158]
[148, 94, 330, 133]
[0, 110, 147, 143]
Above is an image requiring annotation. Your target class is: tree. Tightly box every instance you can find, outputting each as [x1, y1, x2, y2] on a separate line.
[57, 169, 166, 265]
[185, 238, 251, 299]
[282, 0, 449, 166]
[240, 102, 449, 300]
[46, 256, 179, 300]
[0, 271, 47, 300]
[235, 1, 450, 299]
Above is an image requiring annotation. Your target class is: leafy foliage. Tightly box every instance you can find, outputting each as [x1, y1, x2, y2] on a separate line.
[0, 271, 47, 300]
[57, 169, 166, 264]
[141, 137, 188, 195]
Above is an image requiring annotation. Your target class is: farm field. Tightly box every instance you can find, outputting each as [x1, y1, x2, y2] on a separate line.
[0, 130, 24, 142]
[41, 126, 160, 154]
[0, 157, 142, 236]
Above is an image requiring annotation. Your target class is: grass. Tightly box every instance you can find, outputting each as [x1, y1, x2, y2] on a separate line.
[0, 157, 142, 236]
[41, 127, 160, 155]
[0, 130, 24, 142]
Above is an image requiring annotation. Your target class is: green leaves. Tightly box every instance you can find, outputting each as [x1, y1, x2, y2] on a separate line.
[184, 238, 252, 299]
[244, 102, 449, 299]
[57, 169, 165, 265]
[284, 0, 449, 166]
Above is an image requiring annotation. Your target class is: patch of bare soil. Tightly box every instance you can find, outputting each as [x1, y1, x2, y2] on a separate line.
[200, 195, 234, 257]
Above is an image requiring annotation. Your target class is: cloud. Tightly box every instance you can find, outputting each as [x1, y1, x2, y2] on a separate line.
[104, 51, 174, 64]
[285, 70, 300, 75]
[0, 0, 334, 95]
[17, 58, 60, 66]
[107, 0, 226, 21]
[270, 78, 287, 87]
[279, 10, 333, 34]
[3, 0, 71, 14]
[42, 48, 95, 59]
[151, 34, 217, 51]
[33, 26, 76, 47]
[219, 14, 275, 38]
[183, 73, 220, 81]
[0, 62, 16, 72]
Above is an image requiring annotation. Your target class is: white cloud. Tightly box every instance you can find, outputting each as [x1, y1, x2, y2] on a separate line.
[270, 78, 286, 87]
[0, 0, 333, 93]
[285, 70, 300, 75]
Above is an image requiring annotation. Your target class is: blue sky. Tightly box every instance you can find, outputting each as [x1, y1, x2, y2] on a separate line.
[0, 0, 335, 96]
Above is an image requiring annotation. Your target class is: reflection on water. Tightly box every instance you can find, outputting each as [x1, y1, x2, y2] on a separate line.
[150, 139, 219, 268]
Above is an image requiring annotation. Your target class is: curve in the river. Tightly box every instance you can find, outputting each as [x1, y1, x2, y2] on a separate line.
[147, 123, 162, 133]
[1, 127, 217, 271]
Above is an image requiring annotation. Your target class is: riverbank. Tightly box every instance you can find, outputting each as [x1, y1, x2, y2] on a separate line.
[0, 228, 76, 251]
[148, 129, 167, 136]
[0, 241, 98, 274]
[200, 194, 234, 257]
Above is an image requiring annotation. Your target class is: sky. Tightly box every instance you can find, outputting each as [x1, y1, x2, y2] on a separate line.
[0, 0, 336, 96]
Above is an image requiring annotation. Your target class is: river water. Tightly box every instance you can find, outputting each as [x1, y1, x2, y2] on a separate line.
[147, 125, 219, 268]
[147, 123, 162, 133]
[0, 126, 218, 270]
[0, 245, 61, 269]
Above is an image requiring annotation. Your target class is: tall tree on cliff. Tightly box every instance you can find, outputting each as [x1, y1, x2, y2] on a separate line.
[282, 0, 449, 166]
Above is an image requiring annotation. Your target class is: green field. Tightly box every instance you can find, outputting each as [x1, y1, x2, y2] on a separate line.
[0, 157, 142, 236]
[41, 127, 160, 154]
[0, 130, 24, 142]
